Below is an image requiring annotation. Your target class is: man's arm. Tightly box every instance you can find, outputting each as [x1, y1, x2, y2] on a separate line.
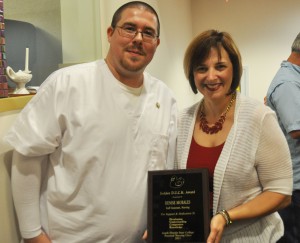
[11, 150, 49, 241]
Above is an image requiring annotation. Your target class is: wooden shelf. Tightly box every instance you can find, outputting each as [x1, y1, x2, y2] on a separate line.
[0, 95, 34, 113]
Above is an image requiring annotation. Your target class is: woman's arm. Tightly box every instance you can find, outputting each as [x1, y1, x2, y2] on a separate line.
[207, 191, 290, 243]
[227, 191, 290, 221]
[207, 109, 293, 243]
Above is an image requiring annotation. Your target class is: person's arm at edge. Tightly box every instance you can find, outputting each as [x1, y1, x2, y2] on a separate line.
[12, 150, 51, 243]
[290, 130, 300, 139]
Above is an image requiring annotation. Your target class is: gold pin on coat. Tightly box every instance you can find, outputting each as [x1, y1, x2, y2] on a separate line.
[156, 102, 160, 109]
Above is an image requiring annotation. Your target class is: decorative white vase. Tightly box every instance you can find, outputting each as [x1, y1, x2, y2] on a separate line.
[6, 66, 32, 94]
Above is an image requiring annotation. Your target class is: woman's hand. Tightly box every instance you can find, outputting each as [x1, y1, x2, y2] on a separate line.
[206, 214, 226, 243]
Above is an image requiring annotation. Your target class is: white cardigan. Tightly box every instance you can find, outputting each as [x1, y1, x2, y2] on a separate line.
[176, 92, 293, 242]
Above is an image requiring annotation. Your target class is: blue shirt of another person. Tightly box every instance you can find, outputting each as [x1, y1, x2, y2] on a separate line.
[267, 60, 300, 190]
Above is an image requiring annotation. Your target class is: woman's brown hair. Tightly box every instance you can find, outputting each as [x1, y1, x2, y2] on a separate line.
[183, 29, 242, 94]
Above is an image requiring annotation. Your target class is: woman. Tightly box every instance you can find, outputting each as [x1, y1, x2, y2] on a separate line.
[176, 29, 293, 242]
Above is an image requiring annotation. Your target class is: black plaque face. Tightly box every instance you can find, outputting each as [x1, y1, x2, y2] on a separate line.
[147, 169, 210, 243]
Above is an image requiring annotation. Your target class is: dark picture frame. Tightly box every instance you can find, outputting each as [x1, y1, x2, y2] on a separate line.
[147, 168, 210, 243]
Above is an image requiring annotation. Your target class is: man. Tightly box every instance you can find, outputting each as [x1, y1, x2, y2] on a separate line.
[4, 1, 177, 242]
[266, 32, 300, 243]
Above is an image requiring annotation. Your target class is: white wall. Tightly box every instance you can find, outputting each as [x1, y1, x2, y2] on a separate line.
[150, 0, 200, 108]
[60, 0, 102, 64]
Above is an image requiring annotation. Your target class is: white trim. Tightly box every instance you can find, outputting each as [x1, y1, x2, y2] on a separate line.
[240, 66, 249, 96]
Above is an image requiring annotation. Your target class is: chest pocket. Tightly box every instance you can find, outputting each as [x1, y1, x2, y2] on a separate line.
[148, 134, 169, 170]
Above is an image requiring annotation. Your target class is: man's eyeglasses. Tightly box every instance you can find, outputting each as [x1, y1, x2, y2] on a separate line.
[115, 26, 159, 43]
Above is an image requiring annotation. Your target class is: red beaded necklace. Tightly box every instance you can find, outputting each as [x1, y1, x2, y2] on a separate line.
[199, 92, 236, 134]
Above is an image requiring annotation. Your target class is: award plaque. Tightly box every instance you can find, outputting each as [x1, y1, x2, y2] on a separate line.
[147, 168, 210, 243]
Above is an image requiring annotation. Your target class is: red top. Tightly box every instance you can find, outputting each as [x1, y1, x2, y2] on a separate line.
[187, 137, 224, 209]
